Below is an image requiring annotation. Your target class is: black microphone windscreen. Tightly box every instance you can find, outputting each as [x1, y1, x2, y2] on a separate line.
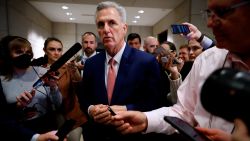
[32, 42, 82, 88]
[50, 42, 82, 71]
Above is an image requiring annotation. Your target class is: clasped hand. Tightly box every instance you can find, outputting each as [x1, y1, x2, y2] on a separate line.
[16, 89, 36, 108]
[89, 104, 126, 125]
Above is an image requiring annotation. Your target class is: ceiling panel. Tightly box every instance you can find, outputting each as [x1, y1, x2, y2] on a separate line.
[28, 0, 184, 26]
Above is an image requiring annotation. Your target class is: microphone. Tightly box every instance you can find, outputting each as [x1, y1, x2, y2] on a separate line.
[201, 68, 250, 122]
[33, 42, 82, 89]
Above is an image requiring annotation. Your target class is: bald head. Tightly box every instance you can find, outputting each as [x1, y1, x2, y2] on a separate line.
[143, 36, 159, 54]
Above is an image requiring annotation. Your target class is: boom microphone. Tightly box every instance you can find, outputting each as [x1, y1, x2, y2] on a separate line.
[33, 42, 82, 89]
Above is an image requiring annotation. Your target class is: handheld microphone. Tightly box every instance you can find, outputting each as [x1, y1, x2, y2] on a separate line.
[56, 119, 76, 141]
[33, 42, 82, 89]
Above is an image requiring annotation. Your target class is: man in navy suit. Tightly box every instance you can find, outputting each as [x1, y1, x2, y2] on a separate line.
[77, 1, 167, 141]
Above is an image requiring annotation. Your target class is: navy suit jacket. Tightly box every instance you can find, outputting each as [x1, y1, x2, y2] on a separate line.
[78, 44, 167, 141]
[78, 44, 164, 114]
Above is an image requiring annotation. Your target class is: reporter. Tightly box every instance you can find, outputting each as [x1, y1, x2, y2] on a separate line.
[113, 0, 250, 139]
[41, 37, 87, 141]
[0, 70, 58, 141]
[0, 35, 62, 141]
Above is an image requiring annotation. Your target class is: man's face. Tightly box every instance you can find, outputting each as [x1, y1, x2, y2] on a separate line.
[96, 7, 127, 56]
[82, 34, 97, 56]
[128, 38, 141, 49]
[207, 0, 250, 55]
[144, 38, 159, 54]
[188, 39, 203, 61]
[44, 40, 63, 63]
[179, 47, 190, 62]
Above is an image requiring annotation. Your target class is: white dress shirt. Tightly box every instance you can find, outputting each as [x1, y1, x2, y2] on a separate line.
[105, 42, 126, 88]
[78, 51, 98, 76]
[145, 47, 235, 135]
[81, 51, 98, 64]
[87, 42, 126, 115]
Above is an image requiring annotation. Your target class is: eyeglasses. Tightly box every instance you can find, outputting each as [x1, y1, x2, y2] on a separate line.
[203, 1, 250, 19]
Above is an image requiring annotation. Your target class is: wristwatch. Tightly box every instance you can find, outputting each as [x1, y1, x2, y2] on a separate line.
[197, 34, 205, 42]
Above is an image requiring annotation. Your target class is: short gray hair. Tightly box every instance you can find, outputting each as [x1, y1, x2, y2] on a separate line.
[95, 1, 126, 23]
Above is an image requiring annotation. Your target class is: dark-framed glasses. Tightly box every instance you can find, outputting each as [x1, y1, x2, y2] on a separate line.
[202, 0, 250, 19]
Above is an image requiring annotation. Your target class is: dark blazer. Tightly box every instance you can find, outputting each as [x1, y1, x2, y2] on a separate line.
[78, 44, 166, 141]
[180, 61, 194, 81]
[0, 79, 35, 141]
[79, 44, 164, 112]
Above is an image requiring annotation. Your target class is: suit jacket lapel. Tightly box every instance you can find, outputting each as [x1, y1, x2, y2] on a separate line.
[95, 52, 109, 103]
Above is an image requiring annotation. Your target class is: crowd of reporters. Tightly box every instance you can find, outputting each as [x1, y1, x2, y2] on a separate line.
[1, 0, 250, 141]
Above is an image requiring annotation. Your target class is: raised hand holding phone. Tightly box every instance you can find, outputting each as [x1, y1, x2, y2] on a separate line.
[181, 22, 202, 40]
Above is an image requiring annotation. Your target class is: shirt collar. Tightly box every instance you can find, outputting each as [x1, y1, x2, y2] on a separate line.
[226, 52, 250, 71]
[82, 51, 97, 59]
[106, 42, 126, 65]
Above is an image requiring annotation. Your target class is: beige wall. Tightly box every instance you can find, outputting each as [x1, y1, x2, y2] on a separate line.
[153, 0, 191, 49]
[127, 25, 153, 49]
[153, 0, 212, 51]
[1, 0, 52, 58]
[190, 0, 213, 39]
[0, 0, 8, 38]
[52, 22, 153, 52]
[52, 22, 78, 52]
[2, 0, 211, 58]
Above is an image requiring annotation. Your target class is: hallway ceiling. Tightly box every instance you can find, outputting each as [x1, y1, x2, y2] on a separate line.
[27, 0, 184, 26]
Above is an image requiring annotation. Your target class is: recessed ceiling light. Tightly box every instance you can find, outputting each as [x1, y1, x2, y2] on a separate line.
[132, 20, 137, 23]
[69, 18, 75, 20]
[138, 10, 144, 14]
[62, 6, 68, 10]
[66, 12, 72, 16]
[134, 16, 140, 19]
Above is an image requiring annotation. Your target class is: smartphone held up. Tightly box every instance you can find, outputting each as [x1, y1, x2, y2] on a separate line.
[171, 24, 190, 35]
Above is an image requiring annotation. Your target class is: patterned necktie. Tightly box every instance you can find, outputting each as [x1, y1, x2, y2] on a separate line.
[107, 58, 116, 103]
